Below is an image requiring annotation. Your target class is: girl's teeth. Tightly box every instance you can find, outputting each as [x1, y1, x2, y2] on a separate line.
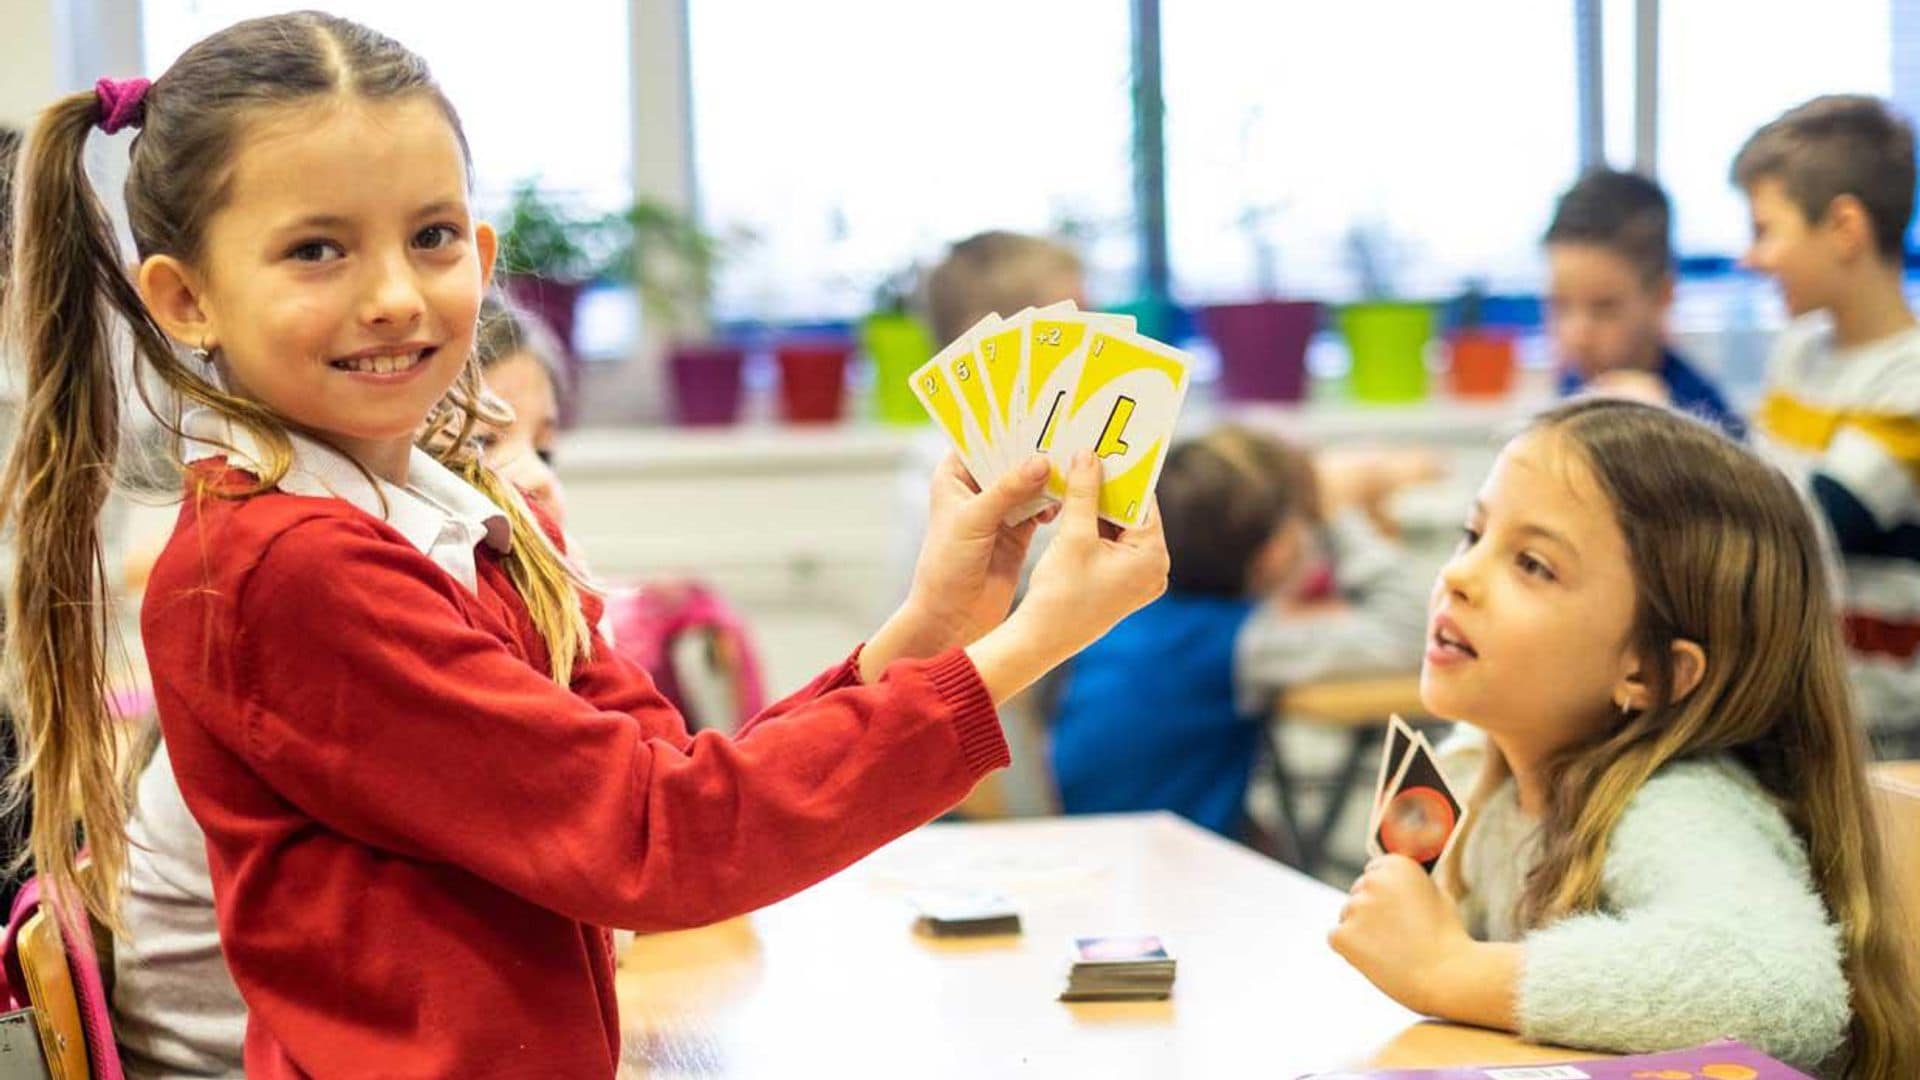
[342, 352, 420, 374]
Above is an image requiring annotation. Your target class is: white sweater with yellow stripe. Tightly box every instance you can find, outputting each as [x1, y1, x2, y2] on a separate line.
[1754, 315, 1920, 731]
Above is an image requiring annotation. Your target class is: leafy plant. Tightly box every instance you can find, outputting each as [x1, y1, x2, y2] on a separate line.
[495, 179, 752, 337]
[1344, 222, 1403, 301]
[870, 259, 924, 317]
[1455, 277, 1488, 330]
[603, 202, 746, 331]
[496, 181, 603, 283]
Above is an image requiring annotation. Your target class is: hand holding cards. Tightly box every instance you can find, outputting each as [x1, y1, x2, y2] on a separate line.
[1367, 716, 1467, 874]
[910, 302, 1192, 528]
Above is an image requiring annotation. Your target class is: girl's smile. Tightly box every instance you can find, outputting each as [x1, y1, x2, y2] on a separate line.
[141, 94, 496, 485]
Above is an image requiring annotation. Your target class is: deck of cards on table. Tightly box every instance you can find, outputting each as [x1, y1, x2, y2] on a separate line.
[1368, 716, 1468, 874]
[907, 889, 1022, 938]
[1058, 934, 1177, 1002]
[909, 301, 1193, 528]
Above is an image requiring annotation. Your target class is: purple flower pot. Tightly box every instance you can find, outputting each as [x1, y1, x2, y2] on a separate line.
[500, 275, 586, 425]
[1200, 300, 1321, 403]
[669, 343, 747, 426]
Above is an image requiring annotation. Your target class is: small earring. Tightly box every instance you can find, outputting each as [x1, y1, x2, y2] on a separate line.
[1617, 698, 1634, 719]
[191, 343, 213, 363]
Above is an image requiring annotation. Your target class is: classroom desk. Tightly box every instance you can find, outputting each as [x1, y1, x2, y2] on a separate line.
[615, 813, 1590, 1078]
[1267, 673, 1431, 873]
[1870, 761, 1920, 949]
[1875, 759, 1920, 794]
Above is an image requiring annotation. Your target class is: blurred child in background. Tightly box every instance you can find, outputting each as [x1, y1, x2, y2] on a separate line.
[1736, 95, 1920, 748]
[1048, 425, 1434, 839]
[1544, 167, 1745, 438]
[921, 230, 1087, 348]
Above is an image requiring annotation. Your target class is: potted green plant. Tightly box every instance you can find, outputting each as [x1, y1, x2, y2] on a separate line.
[495, 181, 603, 365]
[605, 204, 753, 426]
[1337, 223, 1433, 404]
[499, 182, 752, 426]
[861, 260, 935, 425]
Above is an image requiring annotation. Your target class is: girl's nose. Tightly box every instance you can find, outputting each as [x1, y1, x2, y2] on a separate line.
[364, 254, 426, 329]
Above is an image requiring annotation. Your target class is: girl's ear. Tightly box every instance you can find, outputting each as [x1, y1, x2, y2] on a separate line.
[1667, 638, 1707, 704]
[138, 254, 216, 350]
[475, 220, 498, 287]
[1614, 638, 1708, 714]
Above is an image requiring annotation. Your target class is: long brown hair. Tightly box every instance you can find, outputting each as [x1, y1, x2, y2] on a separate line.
[2, 12, 589, 932]
[1444, 398, 1919, 1076]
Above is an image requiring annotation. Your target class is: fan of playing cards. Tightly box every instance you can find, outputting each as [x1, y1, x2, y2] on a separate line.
[909, 302, 1193, 529]
[1368, 716, 1469, 874]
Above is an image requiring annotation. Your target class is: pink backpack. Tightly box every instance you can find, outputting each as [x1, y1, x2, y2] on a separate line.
[2, 876, 125, 1079]
[605, 581, 766, 733]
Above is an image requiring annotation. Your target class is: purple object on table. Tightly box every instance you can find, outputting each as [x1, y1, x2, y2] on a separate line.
[1200, 299, 1321, 403]
[1297, 1039, 1810, 1080]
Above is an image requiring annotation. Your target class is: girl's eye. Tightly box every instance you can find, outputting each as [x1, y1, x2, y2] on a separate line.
[1518, 552, 1557, 582]
[1457, 526, 1481, 549]
[288, 240, 344, 263]
[415, 224, 461, 250]
[535, 447, 555, 467]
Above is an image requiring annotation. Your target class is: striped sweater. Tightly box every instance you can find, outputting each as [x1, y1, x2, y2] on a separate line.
[1753, 315, 1920, 731]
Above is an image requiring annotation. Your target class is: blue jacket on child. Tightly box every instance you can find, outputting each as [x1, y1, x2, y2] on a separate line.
[1049, 592, 1260, 838]
[1559, 347, 1746, 439]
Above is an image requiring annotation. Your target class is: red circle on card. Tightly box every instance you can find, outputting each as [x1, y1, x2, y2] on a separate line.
[1379, 786, 1457, 862]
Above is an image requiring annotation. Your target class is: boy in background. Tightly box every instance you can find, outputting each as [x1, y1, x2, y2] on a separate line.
[921, 230, 1086, 349]
[1545, 167, 1744, 437]
[1736, 94, 1920, 745]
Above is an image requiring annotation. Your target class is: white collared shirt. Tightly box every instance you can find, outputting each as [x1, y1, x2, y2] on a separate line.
[181, 409, 510, 594]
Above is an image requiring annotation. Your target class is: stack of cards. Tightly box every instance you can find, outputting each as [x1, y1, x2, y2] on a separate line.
[907, 889, 1022, 938]
[1058, 934, 1176, 1002]
[909, 302, 1193, 529]
[1367, 716, 1468, 874]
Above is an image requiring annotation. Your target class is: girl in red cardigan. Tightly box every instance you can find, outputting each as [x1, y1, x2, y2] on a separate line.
[3, 13, 1166, 1078]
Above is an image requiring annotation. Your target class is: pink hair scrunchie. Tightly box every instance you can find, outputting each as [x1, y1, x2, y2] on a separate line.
[94, 77, 151, 135]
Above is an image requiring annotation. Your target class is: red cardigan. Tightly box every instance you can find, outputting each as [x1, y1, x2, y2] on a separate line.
[141, 465, 1007, 1078]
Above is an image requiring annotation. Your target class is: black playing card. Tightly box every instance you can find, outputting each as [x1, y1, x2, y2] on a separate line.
[1369, 715, 1419, 834]
[1368, 735, 1467, 874]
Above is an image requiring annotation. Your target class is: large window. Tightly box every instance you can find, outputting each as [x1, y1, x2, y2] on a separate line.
[688, 0, 1136, 323]
[142, 1, 1913, 331]
[1161, 1, 1580, 303]
[140, 2, 633, 213]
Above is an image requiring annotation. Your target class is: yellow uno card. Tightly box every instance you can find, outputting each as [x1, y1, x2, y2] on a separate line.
[1019, 310, 1137, 468]
[944, 331, 1007, 481]
[1040, 328, 1191, 528]
[974, 318, 1028, 445]
[909, 315, 1000, 484]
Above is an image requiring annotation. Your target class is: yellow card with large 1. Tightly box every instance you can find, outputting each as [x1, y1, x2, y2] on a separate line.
[1037, 328, 1192, 529]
